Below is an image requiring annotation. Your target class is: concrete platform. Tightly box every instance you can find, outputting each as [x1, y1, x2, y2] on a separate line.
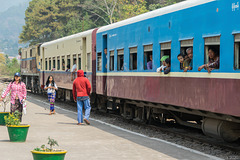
[0, 98, 223, 160]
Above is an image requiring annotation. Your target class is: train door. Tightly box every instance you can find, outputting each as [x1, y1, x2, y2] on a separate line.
[103, 34, 107, 95]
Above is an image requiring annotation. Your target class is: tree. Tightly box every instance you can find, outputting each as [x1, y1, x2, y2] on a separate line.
[83, 0, 118, 24]
[114, 0, 148, 22]
[0, 53, 6, 65]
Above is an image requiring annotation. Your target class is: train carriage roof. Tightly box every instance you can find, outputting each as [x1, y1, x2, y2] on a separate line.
[41, 29, 94, 47]
[97, 0, 215, 33]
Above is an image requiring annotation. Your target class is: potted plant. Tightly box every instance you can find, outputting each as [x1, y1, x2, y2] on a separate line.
[4, 111, 30, 142]
[31, 137, 67, 160]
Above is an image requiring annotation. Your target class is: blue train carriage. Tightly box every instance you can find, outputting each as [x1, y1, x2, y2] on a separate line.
[40, 29, 97, 101]
[20, 44, 42, 93]
[96, 0, 240, 141]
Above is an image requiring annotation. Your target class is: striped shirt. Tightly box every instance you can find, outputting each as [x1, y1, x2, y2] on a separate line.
[1, 81, 27, 104]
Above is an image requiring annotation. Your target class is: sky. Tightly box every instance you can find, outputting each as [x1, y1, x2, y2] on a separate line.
[0, 0, 30, 13]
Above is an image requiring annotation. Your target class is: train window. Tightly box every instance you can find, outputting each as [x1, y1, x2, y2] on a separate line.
[62, 56, 65, 70]
[53, 57, 56, 69]
[129, 47, 137, 70]
[67, 55, 70, 70]
[109, 50, 114, 71]
[144, 45, 153, 70]
[180, 39, 193, 70]
[97, 52, 102, 71]
[49, 58, 51, 70]
[57, 57, 60, 70]
[30, 60, 32, 70]
[234, 34, 240, 69]
[30, 49, 32, 57]
[41, 59, 42, 70]
[204, 36, 220, 67]
[78, 54, 81, 69]
[87, 53, 91, 71]
[160, 42, 171, 66]
[45, 58, 48, 70]
[117, 49, 124, 71]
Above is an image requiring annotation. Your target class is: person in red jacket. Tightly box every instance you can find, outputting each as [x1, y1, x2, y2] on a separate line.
[73, 70, 91, 125]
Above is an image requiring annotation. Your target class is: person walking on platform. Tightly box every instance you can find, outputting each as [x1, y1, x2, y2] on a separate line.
[44, 75, 58, 115]
[72, 70, 91, 125]
[0, 72, 27, 121]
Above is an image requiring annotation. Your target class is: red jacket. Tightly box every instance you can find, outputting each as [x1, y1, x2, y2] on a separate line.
[72, 70, 91, 100]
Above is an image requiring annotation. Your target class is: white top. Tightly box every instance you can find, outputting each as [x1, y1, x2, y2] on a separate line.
[71, 64, 77, 72]
[156, 65, 167, 73]
[44, 83, 58, 94]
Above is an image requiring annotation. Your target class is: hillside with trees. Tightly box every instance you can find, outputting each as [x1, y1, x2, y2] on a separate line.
[19, 0, 185, 45]
[0, 1, 30, 56]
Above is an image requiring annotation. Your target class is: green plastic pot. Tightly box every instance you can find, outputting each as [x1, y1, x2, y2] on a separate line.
[7, 125, 30, 142]
[31, 150, 67, 160]
[0, 112, 10, 125]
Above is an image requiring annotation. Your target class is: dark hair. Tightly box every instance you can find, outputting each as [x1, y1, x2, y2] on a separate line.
[11, 75, 22, 84]
[177, 53, 184, 58]
[165, 58, 170, 64]
[67, 64, 70, 69]
[46, 75, 55, 87]
[208, 47, 219, 56]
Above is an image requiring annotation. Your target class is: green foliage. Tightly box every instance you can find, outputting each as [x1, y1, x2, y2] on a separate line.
[34, 137, 59, 152]
[4, 111, 21, 126]
[114, 0, 148, 22]
[20, 0, 184, 45]
[0, 55, 20, 76]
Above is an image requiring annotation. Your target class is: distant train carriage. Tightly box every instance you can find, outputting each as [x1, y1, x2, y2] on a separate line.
[39, 29, 98, 101]
[21, 44, 41, 93]
[96, 0, 240, 141]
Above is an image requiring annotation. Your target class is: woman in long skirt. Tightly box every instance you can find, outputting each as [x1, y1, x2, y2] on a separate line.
[0, 72, 27, 121]
[44, 75, 58, 115]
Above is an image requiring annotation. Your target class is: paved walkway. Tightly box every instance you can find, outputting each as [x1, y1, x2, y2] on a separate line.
[0, 98, 222, 160]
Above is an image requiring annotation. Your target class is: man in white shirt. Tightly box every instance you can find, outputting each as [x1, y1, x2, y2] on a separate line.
[71, 59, 77, 81]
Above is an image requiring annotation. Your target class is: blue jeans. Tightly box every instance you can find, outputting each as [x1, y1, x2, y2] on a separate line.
[77, 97, 91, 123]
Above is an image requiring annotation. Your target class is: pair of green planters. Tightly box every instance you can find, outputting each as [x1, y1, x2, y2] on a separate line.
[0, 112, 67, 160]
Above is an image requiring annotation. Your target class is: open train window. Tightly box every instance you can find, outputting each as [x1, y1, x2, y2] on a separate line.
[30, 49, 32, 57]
[129, 47, 137, 70]
[144, 45, 153, 70]
[62, 56, 65, 70]
[87, 53, 91, 71]
[160, 42, 171, 66]
[78, 54, 81, 70]
[204, 36, 220, 68]
[45, 58, 47, 70]
[67, 55, 70, 70]
[234, 34, 240, 69]
[30, 60, 32, 70]
[109, 50, 114, 71]
[180, 39, 193, 70]
[53, 57, 56, 69]
[49, 58, 51, 70]
[97, 52, 102, 71]
[57, 57, 60, 70]
[41, 59, 42, 70]
[117, 49, 124, 71]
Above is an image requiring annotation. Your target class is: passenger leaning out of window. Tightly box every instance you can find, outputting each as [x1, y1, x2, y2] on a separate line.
[164, 58, 171, 74]
[198, 47, 219, 73]
[71, 59, 77, 81]
[156, 55, 169, 72]
[177, 53, 188, 70]
[184, 47, 193, 72]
